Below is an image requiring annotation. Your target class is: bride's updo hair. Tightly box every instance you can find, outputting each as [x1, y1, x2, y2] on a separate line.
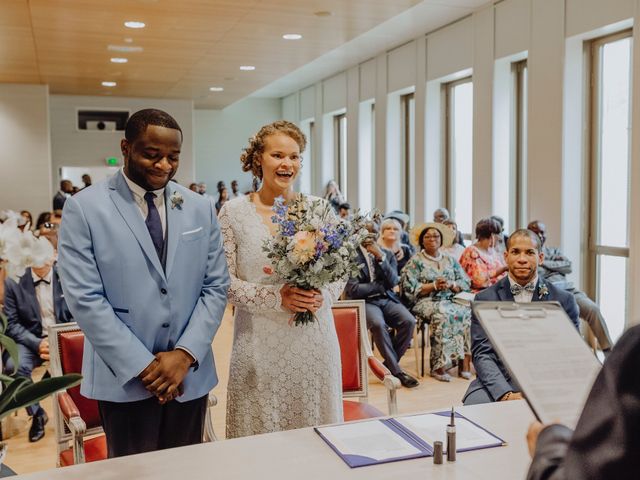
[240, 120, 307, 179]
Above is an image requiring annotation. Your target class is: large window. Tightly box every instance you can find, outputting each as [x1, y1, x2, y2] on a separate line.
[333, 113, 347, 198]
[588, 30, 632, 342]
[401, 93, 415, 217]
[358, 101, 375, 212]
[299, 120, 314, 194]
[512, 60, 528, 230]
[445, 78, 473, 235]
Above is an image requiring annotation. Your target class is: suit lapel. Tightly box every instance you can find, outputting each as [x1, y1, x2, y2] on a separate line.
[21, 270, 42, 323]
[164, 183, 182, 279]
[359, 248, 372, 282]
[108, 172, 166, 280]
[532, 279, 546, 302]
[496, 277, 515, 302]
[52, 265, 63, 322]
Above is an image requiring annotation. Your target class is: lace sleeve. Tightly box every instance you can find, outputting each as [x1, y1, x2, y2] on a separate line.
[218, 204, 284, 314]
[323, 279, 346, 304]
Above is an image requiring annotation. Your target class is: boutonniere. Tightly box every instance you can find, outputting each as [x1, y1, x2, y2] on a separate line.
[170, 192, 184, 210]
[538, 283, 549, 298]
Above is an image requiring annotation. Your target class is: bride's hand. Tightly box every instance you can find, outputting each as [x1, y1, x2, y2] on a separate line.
[281, 285, 323, 313]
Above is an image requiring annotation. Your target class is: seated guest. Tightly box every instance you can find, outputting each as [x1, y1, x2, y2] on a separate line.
[378, 218, 413, 274]
[441, 219, 465, 261]
[324, 180, 345, 212]
[345, 222, 419, 388]
[490, 215, 509, 253]
[433, 207, 450, 223]
[20, 210, 33, 231]
[3, 250, 73, 441]
[462, 229, 579, 405]
[215, 186, 228, 214]
[81, 174, 92, 190]
[53, 179, 73, 210]
[189, 182, 198, 192]
[528, 220, 613, 354]
[526, 323, 640, 480]
[385, 211, 415, 255]
[401, 223, 472, 381]
[338, 202, 351, 220]
[230, 180, 240, 198]
[460, 218, 508, 292]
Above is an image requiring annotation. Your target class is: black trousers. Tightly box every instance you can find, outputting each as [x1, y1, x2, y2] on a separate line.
[98, 394, 208, 458]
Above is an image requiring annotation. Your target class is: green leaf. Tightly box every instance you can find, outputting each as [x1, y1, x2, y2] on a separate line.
[0, 377, 30, 416]
[0, 374, 14, 386]
[0, 374, 82, 419]
[0, 312, 7, 333]
[0, 334, 19, 375]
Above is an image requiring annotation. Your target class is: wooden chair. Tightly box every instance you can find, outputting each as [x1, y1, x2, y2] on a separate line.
[48, 322, 218, 467]
[332, 300, 400, 421]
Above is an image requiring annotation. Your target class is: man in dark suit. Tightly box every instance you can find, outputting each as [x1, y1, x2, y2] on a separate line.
[345, 223, 418, 388]
[52, 180, 73, 210]
[526, 323, 640, 479]
[3, 255, 73, 442]
[462, 229, 579, 405]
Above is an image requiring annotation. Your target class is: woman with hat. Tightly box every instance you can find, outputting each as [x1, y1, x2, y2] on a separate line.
[400, 223, 473, 382]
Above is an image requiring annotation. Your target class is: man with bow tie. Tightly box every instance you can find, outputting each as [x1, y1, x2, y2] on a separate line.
[3, 249, 73, 442]
[462, 229, 579, 405]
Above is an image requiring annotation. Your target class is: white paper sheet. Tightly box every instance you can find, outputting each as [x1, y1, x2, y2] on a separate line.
[317, 420, 421, 461]
[395, 413, 503, 451]
[474, 302, 601, 428]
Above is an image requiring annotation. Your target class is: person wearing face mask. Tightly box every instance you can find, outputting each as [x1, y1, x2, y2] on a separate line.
[459, 218, 508, 293]
[462, 229, 579, 405]
[219, 120, 345, 439]
[58, 109, 230, 458]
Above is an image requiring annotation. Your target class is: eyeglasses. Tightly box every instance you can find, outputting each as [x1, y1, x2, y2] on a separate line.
[423, 234, 441, 240]
[42, 222, 58, 230]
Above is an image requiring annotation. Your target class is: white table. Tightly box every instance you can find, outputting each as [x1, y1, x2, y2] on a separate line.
[16, 401, 534, 480]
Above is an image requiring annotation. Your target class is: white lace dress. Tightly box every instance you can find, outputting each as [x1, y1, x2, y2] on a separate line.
[218, 195, 344, 439]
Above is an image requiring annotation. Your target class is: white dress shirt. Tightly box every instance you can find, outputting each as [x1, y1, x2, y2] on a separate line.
[32, 269, 55, 336]
[507, 274, 538, 303]
[121, 169, 166, 238]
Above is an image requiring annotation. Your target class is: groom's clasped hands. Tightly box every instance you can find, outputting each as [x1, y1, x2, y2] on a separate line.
[139, 349, 194, 404]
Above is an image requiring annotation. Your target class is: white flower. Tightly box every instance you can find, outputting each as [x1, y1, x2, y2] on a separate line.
[2, 228, 54, 281]
[170, 192, 184, 209]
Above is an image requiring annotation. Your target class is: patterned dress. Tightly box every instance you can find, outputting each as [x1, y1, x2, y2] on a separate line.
[218, 195, 344, 439]
[459, 244, 507, 293]
[400, 251, 472, 371]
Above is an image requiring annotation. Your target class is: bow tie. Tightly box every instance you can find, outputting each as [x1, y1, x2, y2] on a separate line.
[510, 281, 536, 296]
[33, 278, 50, 287]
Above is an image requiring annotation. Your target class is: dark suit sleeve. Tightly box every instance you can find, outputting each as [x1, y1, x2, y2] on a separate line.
[527, 325, 640, 480]
[3, 279, 41, 352]
[560, 290, 579, 330]
[345, 277, 384, 299]
[470, 298, 513, 401]
[374, 251, 399, 290]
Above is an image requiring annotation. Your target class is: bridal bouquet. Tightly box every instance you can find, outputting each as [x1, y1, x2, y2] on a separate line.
[263, 195, 368, 326]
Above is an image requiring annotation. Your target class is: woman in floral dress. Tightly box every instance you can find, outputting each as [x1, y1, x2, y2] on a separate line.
[459, 218, 508, 293]
[401, 223, 472, 382]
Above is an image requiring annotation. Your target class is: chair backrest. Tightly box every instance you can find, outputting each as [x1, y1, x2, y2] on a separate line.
[48, 323, 102, 430]
[331, 300, 368, 399]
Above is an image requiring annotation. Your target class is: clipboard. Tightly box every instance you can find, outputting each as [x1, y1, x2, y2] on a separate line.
[473, 301, 601, 429]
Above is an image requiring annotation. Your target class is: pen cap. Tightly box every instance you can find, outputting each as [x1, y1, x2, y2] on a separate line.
[433, 441, 443, 464]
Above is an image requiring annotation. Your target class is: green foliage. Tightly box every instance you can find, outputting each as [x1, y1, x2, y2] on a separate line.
[0, 311, 82, 421]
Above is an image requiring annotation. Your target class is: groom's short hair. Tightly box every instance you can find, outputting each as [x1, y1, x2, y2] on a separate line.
[125, 108, 182, 142]
[506, 229, 541, 251]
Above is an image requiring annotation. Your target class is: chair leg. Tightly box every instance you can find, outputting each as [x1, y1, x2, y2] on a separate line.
[412, 325, 420, 378]
[420, 324, 426, 377]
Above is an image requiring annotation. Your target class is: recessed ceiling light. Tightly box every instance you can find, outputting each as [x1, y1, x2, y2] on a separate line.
[108, 45, 144, 53]
[102, 81, 117, 87]
[239, 65, 255, 71]
[209, 86, 224, 92]
[124, 21, 146, 29]
[282, 33, 302, 40]
[110, 57, 128, 63]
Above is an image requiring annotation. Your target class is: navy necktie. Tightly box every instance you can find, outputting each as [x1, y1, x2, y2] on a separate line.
[144, 192, 164, 260]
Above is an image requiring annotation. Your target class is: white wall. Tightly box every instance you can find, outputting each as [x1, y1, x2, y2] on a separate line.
[49, 95, 195, 192]
[0, 84, 51, 216]
[194, 97, 281, 195]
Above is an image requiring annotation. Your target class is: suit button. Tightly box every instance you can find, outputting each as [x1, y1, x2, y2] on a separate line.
[162, 323, 169, 328]
[160, 288, 167, 295]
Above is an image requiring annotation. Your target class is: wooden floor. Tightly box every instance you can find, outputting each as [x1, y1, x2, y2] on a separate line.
[5, 308, 471, 475]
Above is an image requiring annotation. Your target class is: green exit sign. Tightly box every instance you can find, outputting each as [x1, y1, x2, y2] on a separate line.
[106, 157, 119, 166]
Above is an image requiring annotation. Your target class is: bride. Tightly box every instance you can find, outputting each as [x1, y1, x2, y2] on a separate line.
[218, 121, 344, 439]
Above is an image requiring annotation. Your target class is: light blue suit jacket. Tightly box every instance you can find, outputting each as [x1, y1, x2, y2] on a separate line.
[58, 171, 230, 402]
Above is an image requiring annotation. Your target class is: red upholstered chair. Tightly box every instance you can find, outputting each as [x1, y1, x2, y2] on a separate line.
[332, 300, 400, 421]
[47, 323, 106, 466]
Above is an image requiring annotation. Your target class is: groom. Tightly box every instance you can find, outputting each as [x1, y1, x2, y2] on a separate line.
[58, 109, 230, 457]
